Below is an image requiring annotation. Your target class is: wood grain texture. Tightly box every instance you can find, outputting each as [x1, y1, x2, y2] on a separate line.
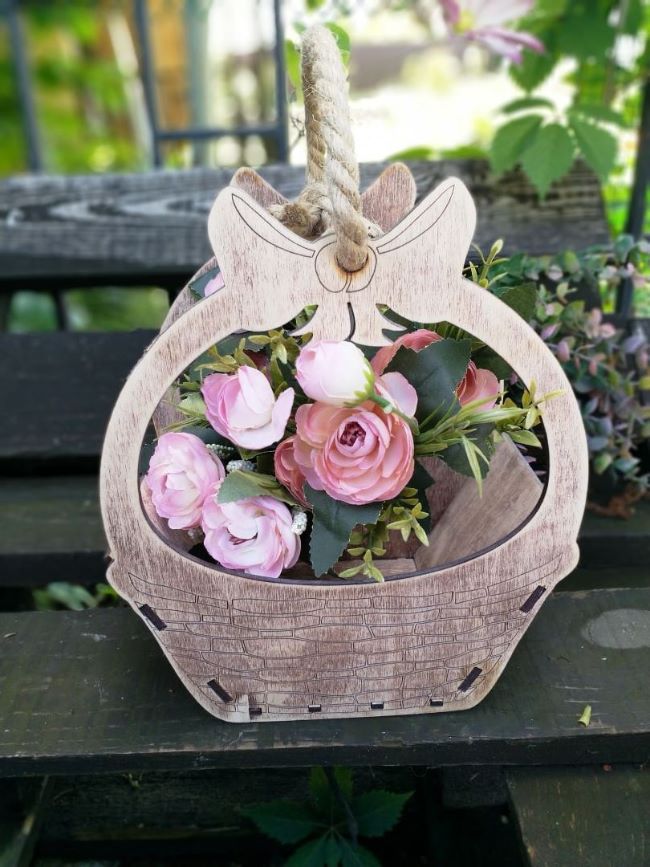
[100, 174, 589, 722]
[507, 766, 650, 867]
[0, 331, 155, 462]
[0, 160, 608, 289]
[0, 588, 648, 775]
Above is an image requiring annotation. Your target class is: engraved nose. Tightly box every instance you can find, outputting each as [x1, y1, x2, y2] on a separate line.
[315, 241, 377, 294]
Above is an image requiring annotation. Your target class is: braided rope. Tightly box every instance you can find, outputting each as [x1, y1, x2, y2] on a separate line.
[269, 25, 373, 271]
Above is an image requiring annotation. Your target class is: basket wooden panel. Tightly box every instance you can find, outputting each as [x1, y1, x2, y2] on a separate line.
[100, 174, 588, 723]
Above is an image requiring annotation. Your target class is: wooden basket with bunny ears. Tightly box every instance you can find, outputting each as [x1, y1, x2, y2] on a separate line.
[100, 26, 588, 723]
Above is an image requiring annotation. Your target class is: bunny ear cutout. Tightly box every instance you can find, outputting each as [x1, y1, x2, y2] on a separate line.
[229, 164, 416, 233]
[376, 177, 476, 273]
[361, 162, 417, 232]
[231, 167, 288, 209]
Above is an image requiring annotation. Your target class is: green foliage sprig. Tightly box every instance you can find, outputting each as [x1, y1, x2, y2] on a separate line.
[241, 767, 412, 867]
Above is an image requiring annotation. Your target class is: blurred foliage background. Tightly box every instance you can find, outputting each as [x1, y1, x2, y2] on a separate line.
[1, 0, 649, 333]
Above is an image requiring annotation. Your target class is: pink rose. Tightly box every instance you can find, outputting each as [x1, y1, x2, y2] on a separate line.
[371, 328, 441, 375]
[456, 361, 499, 409]
[145, 432, 225, 530]
[201, 366, 294, 450]
[204, 271, 225, 297]
[202, 487, 300, 578]
[274, 436, 308, 506]
[372, 328, 498, 409]
[296, 340, 375, 406]
[294, 401, 414, 505]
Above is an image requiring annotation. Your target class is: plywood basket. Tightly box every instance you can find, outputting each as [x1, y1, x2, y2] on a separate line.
[99, 161, 588, 723]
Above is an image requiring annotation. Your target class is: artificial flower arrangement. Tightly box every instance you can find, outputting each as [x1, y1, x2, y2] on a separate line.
[101, 25, 589, 723]
[144, 273, 552, 583]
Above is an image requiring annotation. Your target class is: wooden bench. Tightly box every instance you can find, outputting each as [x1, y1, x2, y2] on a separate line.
[0, 160, 648, 864]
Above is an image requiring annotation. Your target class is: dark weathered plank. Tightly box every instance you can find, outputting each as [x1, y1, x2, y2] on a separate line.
[506, 765, 650, 867]
[1, 471, 648, 588]
[0, 331, 154, 462]
[0, 477, 105, 586]
[0, 160, 609, 289]
[0, 588, 648, 777]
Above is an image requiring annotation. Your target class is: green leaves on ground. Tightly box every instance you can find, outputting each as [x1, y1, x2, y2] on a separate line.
[351, 790, 414, 838]
[386, 338, 471, 424]
[306, 485, 381, 577]
[241, 766, 412, 867]
[240, 801, 323, 845]
[218, 470, 298, 506]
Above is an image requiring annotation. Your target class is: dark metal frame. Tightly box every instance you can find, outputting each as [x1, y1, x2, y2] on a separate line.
[3, 0, 288, 172]
[133, 0, 288, 167]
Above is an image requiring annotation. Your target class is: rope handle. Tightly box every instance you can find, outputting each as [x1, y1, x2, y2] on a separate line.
[269, 25, 374, 272]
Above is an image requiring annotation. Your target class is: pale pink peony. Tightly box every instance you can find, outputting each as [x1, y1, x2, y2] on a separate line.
[296, 339, 375, 407]
[372, 328, 498, 409]
[456, 361, 499, 409]
[201, 487, 300, 578]
[376, 372, 418, 417]
[145, 432, 225, 530]
[201, 366, 294, 450]
[204, 271, 225, 297]
[294, 401, 414, 506]
[440, 0, 544, 64]
[274, 436, 308, 506]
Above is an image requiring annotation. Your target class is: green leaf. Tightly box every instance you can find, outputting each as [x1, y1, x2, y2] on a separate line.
[494, 283, 538, 321]
[240, 801, 322, 844]
[440, 424, 495, 480]
[285, 39, 302, 95]
[408, 460, 434, 533]
[325, 23, 350, 66]
[489, 115, 544, 175]
[568, 115, 617, 181]
[509, 35, 557, 91]
[310, 767, 353, 819]
[501, 96, 554, 114]
[556, 8, 614, 60]
[218, 470, 298, 506]
[352, 790, 413, 838]
[285, 834, 333, 867]
[306, 486, 381, 577]
[386, 338, 471, 423]
[386, 145, 435, 162]
[338, 839, 382, 867]
[520, 123, 575, 197]
[570, 103, 625, 127]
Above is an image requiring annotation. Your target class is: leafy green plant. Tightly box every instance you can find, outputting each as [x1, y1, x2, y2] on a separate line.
[479, 236, 650, 494]
[489, 0, 649, 197]
[241, 767, 412, 867]
[33, 581, 117, 611]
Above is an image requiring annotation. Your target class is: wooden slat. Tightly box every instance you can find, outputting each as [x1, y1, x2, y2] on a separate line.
[0, 588, 648, 776]
[0, 160, 609, 289]
[506, 766, 650, 867]
[0, 331, 154, 462]
[1, 473, 647, 587]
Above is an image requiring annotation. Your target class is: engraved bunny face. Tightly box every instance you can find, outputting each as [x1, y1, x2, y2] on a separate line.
[99, 172, 588, 723]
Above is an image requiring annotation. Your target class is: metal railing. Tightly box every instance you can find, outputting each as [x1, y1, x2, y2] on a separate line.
[4, 0, 289, 172]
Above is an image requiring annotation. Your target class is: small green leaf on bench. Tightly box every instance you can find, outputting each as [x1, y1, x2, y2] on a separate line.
[578, 704, 592, 727]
